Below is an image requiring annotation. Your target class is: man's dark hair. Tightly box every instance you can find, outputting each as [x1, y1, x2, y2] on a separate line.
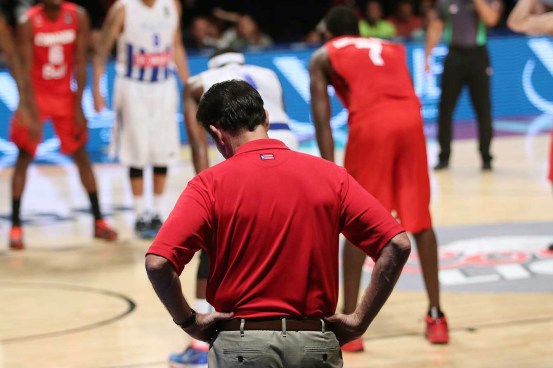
[197, 80, 266, 134]
[325, 5, 359, 37]
[209, 47, 241, 59]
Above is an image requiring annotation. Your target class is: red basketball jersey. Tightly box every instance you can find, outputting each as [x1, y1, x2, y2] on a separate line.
[325, 36, 420, 124]
[27, 2, 78, 95]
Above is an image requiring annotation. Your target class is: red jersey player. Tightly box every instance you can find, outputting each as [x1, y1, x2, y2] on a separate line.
[309, 6, 448, 348]
[8, 0, 117, 249]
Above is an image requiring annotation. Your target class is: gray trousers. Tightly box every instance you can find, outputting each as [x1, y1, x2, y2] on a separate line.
[208, 319, 343, 367]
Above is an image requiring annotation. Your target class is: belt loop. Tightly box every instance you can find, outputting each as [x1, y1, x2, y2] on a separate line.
[281, 318, 287, 337]
[240, 319, 245, 337]
[320, 319, 326, 333]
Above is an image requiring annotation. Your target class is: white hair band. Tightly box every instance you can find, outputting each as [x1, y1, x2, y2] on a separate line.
[208, 52, 246, 69]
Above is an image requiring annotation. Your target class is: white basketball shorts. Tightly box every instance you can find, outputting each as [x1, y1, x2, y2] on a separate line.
[110, 77, 180, 167]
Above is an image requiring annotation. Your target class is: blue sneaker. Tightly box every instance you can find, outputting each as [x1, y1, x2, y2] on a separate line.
[169, 346, 208, 368]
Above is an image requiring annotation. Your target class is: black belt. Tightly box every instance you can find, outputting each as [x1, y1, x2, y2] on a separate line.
[218, 318, 323, 332]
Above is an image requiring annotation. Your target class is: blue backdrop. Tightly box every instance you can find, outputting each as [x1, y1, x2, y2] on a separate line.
[0, 35, 552, 163]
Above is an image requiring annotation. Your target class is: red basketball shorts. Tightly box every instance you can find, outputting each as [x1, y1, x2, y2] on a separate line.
[10, 91, 87, 157]
[344, 106, 432, 233]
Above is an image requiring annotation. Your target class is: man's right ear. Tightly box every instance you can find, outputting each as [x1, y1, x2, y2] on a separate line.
[209, 125, 224, 145]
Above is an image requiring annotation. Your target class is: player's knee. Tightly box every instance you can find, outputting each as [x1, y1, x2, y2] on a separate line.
[153, 166, 168, 175]
[197, 250, 210, 279]
[129, 167, 144, 179]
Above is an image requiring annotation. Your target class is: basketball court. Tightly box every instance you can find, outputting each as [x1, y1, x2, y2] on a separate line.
[0, 116, 552, 367]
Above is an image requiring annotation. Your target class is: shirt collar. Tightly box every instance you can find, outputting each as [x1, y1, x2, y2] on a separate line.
[234, 139, 290, 156]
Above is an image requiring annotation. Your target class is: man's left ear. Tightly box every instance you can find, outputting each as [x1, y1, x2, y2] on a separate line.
[263, 110, 270, 130]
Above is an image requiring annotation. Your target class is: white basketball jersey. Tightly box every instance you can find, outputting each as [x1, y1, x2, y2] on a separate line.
[200, 64, 290, 126]
[116, 0, 178, 82]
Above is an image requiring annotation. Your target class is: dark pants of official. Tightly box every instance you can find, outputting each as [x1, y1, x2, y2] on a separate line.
[209, 319, 343, 367]
[438, 45, 493, 164]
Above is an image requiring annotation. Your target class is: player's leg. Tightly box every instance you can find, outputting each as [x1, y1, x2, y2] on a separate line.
[412, 229, 440, 309]
[150, 166, 168, 235]
[341, 123, 394, 352]
[52, 106, 117, 241]
[129, 166, 149, 236]
[548, 129, 553, 252]
[71, 147, 117, 241]
[342, 239, 366, 316]
[9, 149, 33, 249]
[170, 250, 211, 367]
[467, 46, 493, 170]
[113, 79, 151, 236]
[395, 122, 448, 344]
[148, 78, 180, 237]
[435, 49, 466, 170]
[8, 110, 43, 250]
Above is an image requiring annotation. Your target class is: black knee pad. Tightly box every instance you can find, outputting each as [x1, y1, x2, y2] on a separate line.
[197, 250, 210, 279]
[153, 166, 168, 175]
[129, 167, 144, 178]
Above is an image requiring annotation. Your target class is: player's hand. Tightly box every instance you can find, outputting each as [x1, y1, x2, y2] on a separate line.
[15, 103, 41, 141]
[93, 91, 106, 113]
[324, 313, 366, 346]
[424, 58, 431, 73]
[182, 311, 234, 343]
[75, 104, 88, 134]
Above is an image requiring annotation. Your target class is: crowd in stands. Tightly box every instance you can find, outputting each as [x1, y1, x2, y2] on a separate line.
[0, 0, 538, 56]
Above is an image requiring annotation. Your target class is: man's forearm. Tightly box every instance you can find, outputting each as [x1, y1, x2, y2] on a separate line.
[508, 0, 537, 30]
[355, 233, 411, 329]
[92, 55, 107, 96]
[174, 41, 189, 83]
[315, 119, 335, 162]
[0, 26, 29, 109]
[473, 0, 502, 27]
[425, 19, 443, 61]
[146, 254, 194, 324]
[74, 61, 87, 106]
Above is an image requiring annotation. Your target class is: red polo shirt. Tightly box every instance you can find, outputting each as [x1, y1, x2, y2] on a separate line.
[147, 139, 403, 318]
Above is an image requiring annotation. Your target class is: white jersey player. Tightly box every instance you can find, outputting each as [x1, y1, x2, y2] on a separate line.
[93, 0, 189, 237]
[185, 49, 298, 173]
[168, 48, 299, 367]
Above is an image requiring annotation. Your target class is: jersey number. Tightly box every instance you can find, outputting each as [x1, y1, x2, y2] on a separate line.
[355, 39, 384, 66]
[42, 45, 66, 80]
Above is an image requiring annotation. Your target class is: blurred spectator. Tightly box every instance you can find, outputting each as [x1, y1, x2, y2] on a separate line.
[359, 0, 396, 38]
[212, 8, 273, 50]
[303, 29, 323, 45]
[230, 14, 273, 49]
[183, 16, 226, 49]
[387, 0, 423, 38]
[69, 0, 111, 54]
[419, 0, 435, 30]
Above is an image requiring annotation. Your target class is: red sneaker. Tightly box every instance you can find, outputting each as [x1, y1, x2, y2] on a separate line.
[94, 220, 118, 241]
[341, 337, 364, 352]
[425, 314, 449, 344]
[9, 226, 24, 250]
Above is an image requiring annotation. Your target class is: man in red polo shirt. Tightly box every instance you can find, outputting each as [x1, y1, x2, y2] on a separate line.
[309, 6, 449, 348]
[146, 80, 411, 366]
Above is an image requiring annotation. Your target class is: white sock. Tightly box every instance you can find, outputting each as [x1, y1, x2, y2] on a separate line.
[153, 194, 164, 217]
[134, 196, 145, 218]
[191, 299, 213, 350]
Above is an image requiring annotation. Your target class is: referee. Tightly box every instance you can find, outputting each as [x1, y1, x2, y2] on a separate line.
[425, 0, 503, 171]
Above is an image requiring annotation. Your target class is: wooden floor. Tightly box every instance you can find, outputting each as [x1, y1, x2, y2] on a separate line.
[0, 133, 552, 368]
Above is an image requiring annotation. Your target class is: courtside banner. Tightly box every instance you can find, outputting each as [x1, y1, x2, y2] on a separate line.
[0, 35, 552, 163]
